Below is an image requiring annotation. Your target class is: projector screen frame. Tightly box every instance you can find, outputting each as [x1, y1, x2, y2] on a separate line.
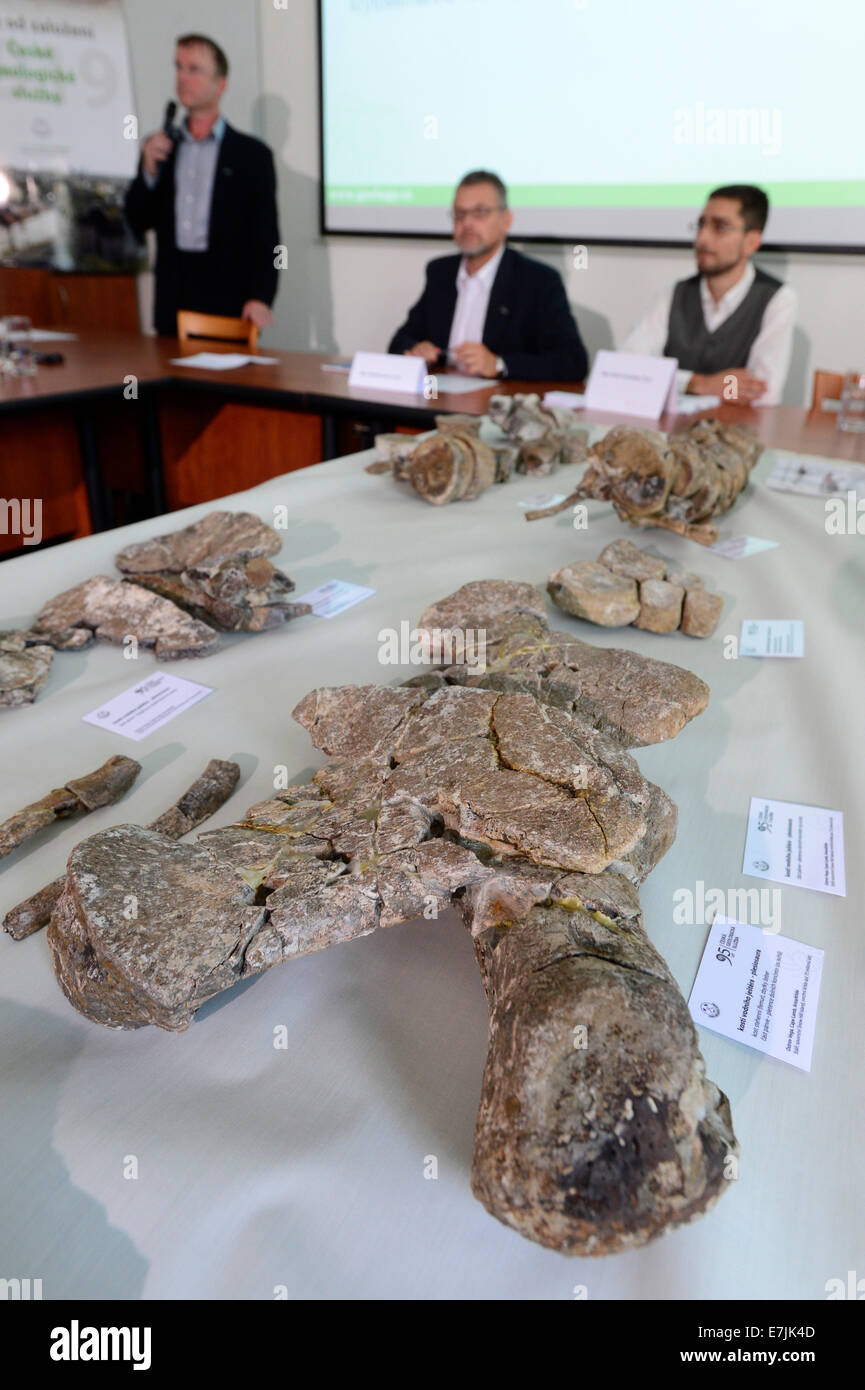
[316, 1, 863, 257]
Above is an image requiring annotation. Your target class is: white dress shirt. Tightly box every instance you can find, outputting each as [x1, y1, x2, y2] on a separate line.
[447, 244, 505, 364]
[620, 261, 797, 405]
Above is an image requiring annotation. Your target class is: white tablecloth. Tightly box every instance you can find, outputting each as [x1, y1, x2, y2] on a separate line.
[1, 440, 863, 1300]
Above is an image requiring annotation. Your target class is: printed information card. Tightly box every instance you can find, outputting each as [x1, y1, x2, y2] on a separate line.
[295, 579, 376, 619]
[688, 916, 824, 1071]
[82, 673, 213, 742]
[739, 619, 805, 658]
[743, 796, 845, 896]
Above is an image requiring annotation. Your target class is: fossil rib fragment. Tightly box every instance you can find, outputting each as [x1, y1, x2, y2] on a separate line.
[35, 576, 221, 660]
[3, 759, 241, 940]
[526, 418, 762, 543]
[0, 755, 140, 860]
[115, 511, 310, 633]
[44, 639, 736, 1254]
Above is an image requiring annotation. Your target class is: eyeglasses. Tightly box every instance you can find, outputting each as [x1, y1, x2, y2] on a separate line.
[693, 215, 747, 235]
[450, 205, 505, 223]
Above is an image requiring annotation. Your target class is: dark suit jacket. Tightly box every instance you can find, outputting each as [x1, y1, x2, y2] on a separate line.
[388, 246, 588, 381]
[124, 121, 280, 335]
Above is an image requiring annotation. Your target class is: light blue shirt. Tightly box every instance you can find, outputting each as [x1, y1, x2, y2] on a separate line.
[142, 114, 226, 252]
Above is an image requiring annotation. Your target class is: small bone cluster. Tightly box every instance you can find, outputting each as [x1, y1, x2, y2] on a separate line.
[369, 396, 588, 502]
[528, 418, 762, 544]
[548, 538, 723, 637]
[0, 512, 310, 706]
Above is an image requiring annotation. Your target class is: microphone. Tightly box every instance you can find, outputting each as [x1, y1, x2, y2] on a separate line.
[162, 100, 177, 137]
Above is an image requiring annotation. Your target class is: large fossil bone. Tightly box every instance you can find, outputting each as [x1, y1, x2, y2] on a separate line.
[40, 584, 735, 1255]
[526, 418, 762, 544]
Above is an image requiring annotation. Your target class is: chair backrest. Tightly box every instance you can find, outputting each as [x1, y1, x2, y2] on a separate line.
[176, 311, 259, 352]
[810, 369, 845, 413]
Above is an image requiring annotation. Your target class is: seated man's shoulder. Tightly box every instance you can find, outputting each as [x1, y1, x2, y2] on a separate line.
[425, 250, 462, 278]
[506, 246, 566, 289]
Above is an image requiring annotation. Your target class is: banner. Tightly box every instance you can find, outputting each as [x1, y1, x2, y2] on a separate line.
[0, 0, 139, 269]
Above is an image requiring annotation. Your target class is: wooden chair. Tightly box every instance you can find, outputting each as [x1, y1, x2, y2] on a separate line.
[809, 369, 845, 413]
[176, 310, 258, 352]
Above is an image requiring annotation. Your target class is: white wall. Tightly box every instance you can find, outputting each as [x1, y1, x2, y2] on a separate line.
[127, 0, 865, 404]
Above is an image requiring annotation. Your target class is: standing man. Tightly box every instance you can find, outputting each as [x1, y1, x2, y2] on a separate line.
[388, 170, 588, 382]
[125, 34, 280, 336]
[621, 185, 796, 405]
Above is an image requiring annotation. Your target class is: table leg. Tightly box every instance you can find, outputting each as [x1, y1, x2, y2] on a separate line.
[140, 392, 166, 516]
[74, 409, 108, 533]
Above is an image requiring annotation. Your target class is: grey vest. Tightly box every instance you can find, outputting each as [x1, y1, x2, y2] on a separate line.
[663, 267, 782, 374]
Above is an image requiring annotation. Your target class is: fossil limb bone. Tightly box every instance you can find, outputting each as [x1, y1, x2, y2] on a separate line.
[0, 755, 141, 860]
[3, 759, 240, 939]
[525, 418, 761, 543]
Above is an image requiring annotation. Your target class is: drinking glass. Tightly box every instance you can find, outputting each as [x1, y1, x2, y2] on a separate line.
[3, 315, 36, 376]
[837, 369, 865, 433]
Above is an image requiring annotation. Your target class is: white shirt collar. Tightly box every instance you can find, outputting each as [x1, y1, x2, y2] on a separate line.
[456, 242, 505, 291]
[700, 258, 755, 314]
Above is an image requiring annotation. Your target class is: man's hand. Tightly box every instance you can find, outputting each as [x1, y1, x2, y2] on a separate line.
[405, 341, 441, 366]
[451, 342, 500, 378]
[688, 369, 767, 404]
[141, 130, 174, 179]
[241, 300, 273, 329]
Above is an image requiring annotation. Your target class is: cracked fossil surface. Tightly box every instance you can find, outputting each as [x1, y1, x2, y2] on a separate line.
[44, 583, 734, 1256]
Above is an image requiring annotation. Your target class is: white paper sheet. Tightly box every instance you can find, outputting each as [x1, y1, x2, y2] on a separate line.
[710, 535, 779, 559]
[82, 673, 213, 741]
[170, 353, 279, 370]
[518, 491, 567, 509]
[689, 916, 823, 1072]
[739, 619, 805, 658]
[542, 391, 585, 410]
[674, 393, 722, 414]
[743, 796, 845, 896]
[294, 578, 376, 618]
[430, 373, 492, 394]
[29, 329, 79, 342]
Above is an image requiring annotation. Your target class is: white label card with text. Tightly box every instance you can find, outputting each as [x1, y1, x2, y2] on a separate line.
[295, 579, 376, 618]
[739, 619, 804, 658]
[743, 796, 845, 896]
[689, 916, 823, 1071]
[82, 674, 213, 742]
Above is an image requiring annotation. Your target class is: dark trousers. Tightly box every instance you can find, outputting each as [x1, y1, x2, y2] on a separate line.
[157, 250, 245, 334]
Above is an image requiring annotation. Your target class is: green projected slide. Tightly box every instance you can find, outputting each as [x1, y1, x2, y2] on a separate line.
[320, 0, 865, 247]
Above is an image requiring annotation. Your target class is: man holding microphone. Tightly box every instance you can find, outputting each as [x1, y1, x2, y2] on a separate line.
[125, 33, 280, 337]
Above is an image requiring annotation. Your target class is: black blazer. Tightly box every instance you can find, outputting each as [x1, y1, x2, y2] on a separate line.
[388, 246, 588, 381]
[124, 122, 280, 335]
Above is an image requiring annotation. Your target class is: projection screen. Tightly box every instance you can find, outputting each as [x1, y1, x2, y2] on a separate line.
[319, 0, 865, 251]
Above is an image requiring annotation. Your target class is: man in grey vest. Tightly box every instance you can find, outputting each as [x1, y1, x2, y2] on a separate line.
[621, 185, 796, 405]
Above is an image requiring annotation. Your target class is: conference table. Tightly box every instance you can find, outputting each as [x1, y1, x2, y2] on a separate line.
[3, 331, 865, 556]
[1, 382, 863, 1300]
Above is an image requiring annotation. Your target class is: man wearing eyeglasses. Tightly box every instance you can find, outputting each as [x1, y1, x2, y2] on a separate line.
[621, 185, 796, 405]
[388, 170, 588, 381]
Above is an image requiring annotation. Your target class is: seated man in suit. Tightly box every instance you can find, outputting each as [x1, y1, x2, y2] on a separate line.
[621, 184, 796, 405]
[388, 170, 587, 381]
[125, 33, 279, 336]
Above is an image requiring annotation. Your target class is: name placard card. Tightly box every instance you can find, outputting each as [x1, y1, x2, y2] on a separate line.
[348, 351, 426, 395]
[583, 350, 678, 419]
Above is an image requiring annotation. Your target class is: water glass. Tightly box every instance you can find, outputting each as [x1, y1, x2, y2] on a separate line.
[837, 369, 865, 433]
